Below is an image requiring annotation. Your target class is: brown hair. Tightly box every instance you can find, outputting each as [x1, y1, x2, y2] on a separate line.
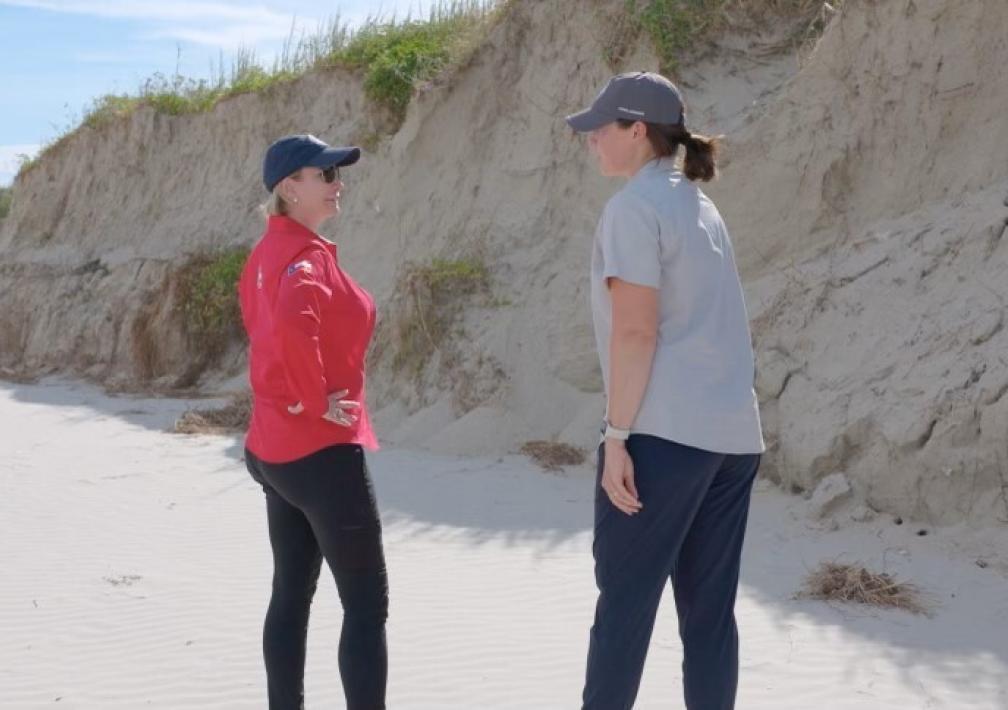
[616, 119, 720, 182]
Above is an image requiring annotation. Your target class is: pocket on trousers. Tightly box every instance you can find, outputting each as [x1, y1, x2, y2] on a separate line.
[327, 448, 387, 573]
[333, 447, 382, 532]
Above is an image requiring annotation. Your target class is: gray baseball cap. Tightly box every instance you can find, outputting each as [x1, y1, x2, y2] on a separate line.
[566, 71, 686, 132]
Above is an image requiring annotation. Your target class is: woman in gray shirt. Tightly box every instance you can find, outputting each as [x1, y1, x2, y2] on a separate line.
[566, 72, 765, 710]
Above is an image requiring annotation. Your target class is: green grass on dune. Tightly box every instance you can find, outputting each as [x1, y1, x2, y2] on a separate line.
[19, 1, 506, 179]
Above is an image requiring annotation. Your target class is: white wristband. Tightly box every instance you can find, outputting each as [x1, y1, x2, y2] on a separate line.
[604, 422, 631, 441]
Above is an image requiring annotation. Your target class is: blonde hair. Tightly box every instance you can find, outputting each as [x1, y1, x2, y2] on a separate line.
[262, 190, 292, 218]
[259, 169, 302, 219]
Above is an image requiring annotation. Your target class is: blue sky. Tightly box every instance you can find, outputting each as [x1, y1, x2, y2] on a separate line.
[0, 0, 440, 185]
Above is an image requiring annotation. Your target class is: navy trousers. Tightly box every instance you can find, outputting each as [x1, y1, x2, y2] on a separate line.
[582, 435, 760, 710]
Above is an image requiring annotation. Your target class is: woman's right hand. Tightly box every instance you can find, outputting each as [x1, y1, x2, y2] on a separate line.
[286, 389, 360, 427]
[602, 438, 642, 515]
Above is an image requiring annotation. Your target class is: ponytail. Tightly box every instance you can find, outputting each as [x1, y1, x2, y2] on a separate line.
[616, 119, 721, 182]
[682, 131, 719, 182]
[261, 190, 292, 219]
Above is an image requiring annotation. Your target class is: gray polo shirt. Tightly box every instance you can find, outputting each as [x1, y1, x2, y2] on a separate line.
[591, 157, 765, 454]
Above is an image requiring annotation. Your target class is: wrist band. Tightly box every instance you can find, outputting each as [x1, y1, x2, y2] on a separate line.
[604, 422, 631, 441]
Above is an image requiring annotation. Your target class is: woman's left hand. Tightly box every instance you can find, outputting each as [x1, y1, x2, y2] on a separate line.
[322, 390, 360, 427]
[602, 439, 642, 515]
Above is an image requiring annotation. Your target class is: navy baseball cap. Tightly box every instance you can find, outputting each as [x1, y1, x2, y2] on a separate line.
[566, 72, 686, 132]
[263, 134, 361, 192]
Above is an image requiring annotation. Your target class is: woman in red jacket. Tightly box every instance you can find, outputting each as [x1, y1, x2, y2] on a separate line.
[239, 134, 387, 710]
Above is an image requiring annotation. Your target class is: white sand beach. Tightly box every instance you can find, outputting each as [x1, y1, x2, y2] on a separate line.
[2, 378, 1006, 709]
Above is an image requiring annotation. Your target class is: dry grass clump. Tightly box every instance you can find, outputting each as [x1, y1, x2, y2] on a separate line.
[521, 441, 586, 471]
[175, 248, 248, 362]
[175, 391, 252, 434]
[798, 561, 927, 615]
[602, 0, 844, 74]
[376, 256, 491, 378]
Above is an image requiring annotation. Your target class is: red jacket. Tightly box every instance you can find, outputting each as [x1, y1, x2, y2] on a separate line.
[238, 215, 378, 463]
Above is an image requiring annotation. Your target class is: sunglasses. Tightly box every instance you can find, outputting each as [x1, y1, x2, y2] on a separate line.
[320, 165, 341, 183]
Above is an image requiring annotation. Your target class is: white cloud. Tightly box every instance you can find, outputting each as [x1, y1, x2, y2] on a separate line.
[0, 144, 41, 186]
[0, 1, 454, 51]
[145, 21, 299, 49]
[73, 49, 138, 63]
[0, 1, 291, 23]
[0, 0, 319, 49]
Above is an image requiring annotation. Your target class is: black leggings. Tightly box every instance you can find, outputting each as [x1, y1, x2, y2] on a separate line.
[245, 445, 389, 710]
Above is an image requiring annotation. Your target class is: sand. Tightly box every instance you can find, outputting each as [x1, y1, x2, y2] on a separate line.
[2, 378, 1006, 709]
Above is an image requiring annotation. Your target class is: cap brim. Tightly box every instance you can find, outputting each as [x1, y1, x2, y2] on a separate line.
[565, 108, 614, 132]
[306, 146, 361, 169]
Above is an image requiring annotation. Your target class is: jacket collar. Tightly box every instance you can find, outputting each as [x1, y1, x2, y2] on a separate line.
[266, 215, 338, 264]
